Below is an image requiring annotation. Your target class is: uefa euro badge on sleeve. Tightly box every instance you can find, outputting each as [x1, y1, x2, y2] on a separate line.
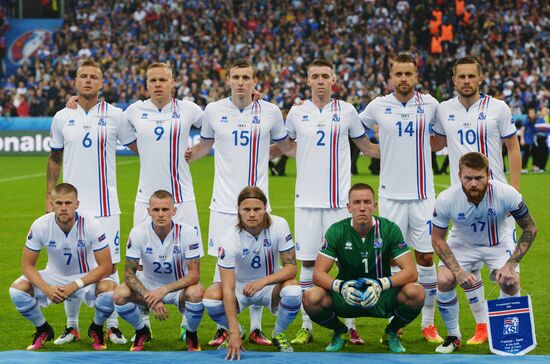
[486, 295, 536, 355]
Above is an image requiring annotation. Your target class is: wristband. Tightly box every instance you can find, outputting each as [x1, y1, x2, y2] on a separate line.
[331, 279, 343, 293]
[376, 277, 392, 291]
[75, 279, 85, 289]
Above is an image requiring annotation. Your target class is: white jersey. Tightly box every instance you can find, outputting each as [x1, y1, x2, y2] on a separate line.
[126, 220, 201, 285]
[126, 99, 203, 204]
[432, 180, 527, 247]
[50, 101, 135, 216]
[217, 215, 294, 284]
[360, 92, 438, 200]
[25, 212, 108, 276]
[286, 99, 366, 208]
[201, 98, 287, 213]
[433, 95, 516, 186]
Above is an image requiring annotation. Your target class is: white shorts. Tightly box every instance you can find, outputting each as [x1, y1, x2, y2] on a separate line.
[294, 207, 350, 261]
[438, 238, 519, 279]
[207, 210, 237, 257]
[235, 281, 276, 314]
[18, 270, 116, 308]
[134, 200, 204, 257]
[96, 214, 121, 264]
[378, 196, 434, 253]
[139, 275, 182, 306]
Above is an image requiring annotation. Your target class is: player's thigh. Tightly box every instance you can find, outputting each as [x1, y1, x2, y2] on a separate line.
[133, 201, 149, 227]
[329, 289, 398, 319]
[236, 283, 274, 314]
[175, 200, 204, 256]
[295, 208, 324, 261]
[483, 241, 520, 281]
[437, 238, 482, 273]
[97, 214, 121, 264]
[406, 197, 435, 253]
[378, 197, 409, 238]
[207, 210, 237, 257]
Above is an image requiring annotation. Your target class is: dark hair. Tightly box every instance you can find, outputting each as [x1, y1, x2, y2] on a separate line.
[149, 189, 175, 204]
[452, 56, 482, 76]
[236, 186, 271, 231]
[53, 183, 78, 197]
[348, 183, 375, 199]
[459, 152, 489, 173]
[390, 52, 417, 70]
[227, 59, 257, 78]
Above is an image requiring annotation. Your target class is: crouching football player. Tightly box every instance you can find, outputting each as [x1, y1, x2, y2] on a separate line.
[113, 190, 204, 351]
[203, 187, 302, 360]
[9, 183, 115, 351]
[303, 183, 424, 352]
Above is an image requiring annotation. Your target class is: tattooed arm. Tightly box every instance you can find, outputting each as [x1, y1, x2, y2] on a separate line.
[432, 225, 477, 288]
[242, 248, 297, 297]
[495, 212, 537, 285]
[124, 258, 149, 297]
[45, 149, 63, 212]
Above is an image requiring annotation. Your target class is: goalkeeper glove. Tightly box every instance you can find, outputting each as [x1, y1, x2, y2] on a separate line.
[332, 279, 363, 307]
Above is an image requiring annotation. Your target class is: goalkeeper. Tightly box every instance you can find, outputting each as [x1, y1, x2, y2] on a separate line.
[303, 183, 424, 353]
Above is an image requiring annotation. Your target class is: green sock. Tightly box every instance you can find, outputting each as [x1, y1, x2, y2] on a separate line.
[310, 310, 347, 335]
[386, 303, 422, 333]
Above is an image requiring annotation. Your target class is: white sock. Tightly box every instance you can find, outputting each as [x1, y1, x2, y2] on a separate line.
[344, 318, 355, 330]
[249, 305, 263, 332]
[9, 287, 46, 327]
[185, 301, 204, 332]
[115, 302, 145, 330]
[437, 288, 461, 339]
[203, 299, 229, 330]
[299, 265, 314, 330]
[464, 270, 486, 324]
[418, 264, 437, 328]
[274, 286, 301, 335]
[181, 315, 188, 328]
[106, 311, 119, 329]
[64, 297, 81, 329]
[93, 292, 114, 326]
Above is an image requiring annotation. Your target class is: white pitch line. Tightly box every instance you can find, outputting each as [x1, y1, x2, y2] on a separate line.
[0, 159, 138, 183]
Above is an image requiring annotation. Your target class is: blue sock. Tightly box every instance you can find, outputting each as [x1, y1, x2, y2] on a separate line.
[274, 285, 302, 335]
[9, 287, 46, 327]
[115, 302, 144, 330]
[185, 301, 204, 332]
[94, 292, 114, 326]
[203, 299, 228, 330]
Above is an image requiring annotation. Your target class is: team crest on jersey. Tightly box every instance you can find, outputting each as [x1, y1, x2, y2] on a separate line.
[448, 114, 455, 121]
[172, 111, 180, 119]
[141, 113, 148, 119]
[488, 208, 496, 217]
[48, 240, 56, 247]
[145, 247, 153, 254]
[242, 248, 250, 256]
[98, 234, 106, 242]
[218, 247, 225, 260]
[77, 240, 85, 248]
[332, 115, 340, 122]
[373, 239, 382, 249]
[345, 241, 353, 250]
[479, 112, 486, 120]
[263, 239, 271, 247]
[98, 118, 106, 126]
[27, 229, 33, 240]
[220, 116, 228, 123]
[417, 105, 424, 114]
[68, 119, 75, 126]
[301, 115, 309, 122]
[252, 116, 260, 124]
[173, 246, 182, 255]
[384, 107, 392, 114]
[458, 212, 466, 221]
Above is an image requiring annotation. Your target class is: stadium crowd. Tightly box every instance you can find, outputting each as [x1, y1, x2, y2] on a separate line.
[0, 0, 548, 117]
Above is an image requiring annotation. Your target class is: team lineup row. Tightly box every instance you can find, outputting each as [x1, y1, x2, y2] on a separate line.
[8, 55, 536, 358]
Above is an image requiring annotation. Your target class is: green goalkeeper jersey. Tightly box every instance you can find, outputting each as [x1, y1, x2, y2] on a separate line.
[319, 216, 409, 281]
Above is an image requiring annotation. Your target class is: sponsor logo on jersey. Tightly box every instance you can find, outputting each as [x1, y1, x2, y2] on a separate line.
[68, 119, 75, 126]
[188, 243, 199, 250]
[27, 229, 33, 240]
[448, 114, 455, 121]
[242, 248, 250, 256]
[458, 212, 465, 220]
[98, 234, 106, 242]
[220, 116, 228, 123]
[145, 246, 153, 254]
[285, 234, 292, 242]
[503, 317, 519, 335]
[345, 241, 353, 250]
[399, 242, 408, 249]
[301, 115, 309, 122]
[141, 113, 148, 119]
[384, 107, 392, 114]
[48, 240, 56, 247]
[173, 246, 182, 255]
[488, 208, 496, 217]
[263, 239, 271, 247]
[218, 247, 225, 259]
[373, 239, 382, 249]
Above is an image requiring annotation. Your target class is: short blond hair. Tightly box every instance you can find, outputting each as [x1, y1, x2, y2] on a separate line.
[147, 62, 173, 78]
[76, 59, 102, 78]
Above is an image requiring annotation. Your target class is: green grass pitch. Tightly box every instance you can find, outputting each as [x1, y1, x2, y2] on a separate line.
[0, 155, 548, 354]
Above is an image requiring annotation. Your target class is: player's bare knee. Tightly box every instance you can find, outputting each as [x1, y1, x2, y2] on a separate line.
[184, 283, 204, 303]
[96, 279, 117, 295]
[415, 251, 434, 266]
[437, 267, 456, 291]
[203, 283, 222, 300]
[303, 287, 326, 313]
[10, 279, 32, 294]
[399, 282, 425, 307]
[113, 283, 131, 305]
